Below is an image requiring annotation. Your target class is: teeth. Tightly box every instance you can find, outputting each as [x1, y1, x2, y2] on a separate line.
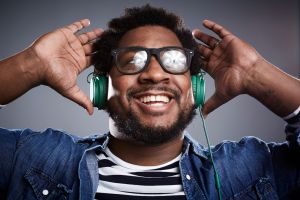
[140, 95, 170, 104]
[150, 96, 155, 102]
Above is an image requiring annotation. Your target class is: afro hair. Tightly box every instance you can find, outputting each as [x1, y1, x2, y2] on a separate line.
[92, 4, 203, 75]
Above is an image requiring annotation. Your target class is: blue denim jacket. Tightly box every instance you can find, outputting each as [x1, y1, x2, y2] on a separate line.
[0, 125, 299, 200]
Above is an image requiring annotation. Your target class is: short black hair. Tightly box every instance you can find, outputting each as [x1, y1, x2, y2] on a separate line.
[92, 4, 203, 75]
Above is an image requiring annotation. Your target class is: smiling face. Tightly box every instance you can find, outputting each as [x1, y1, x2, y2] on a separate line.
[107, 25, 196, 144]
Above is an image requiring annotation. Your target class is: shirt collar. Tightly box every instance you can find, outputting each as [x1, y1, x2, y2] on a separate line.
[182, 131, 208, 159]
[77, 132, 110, 150]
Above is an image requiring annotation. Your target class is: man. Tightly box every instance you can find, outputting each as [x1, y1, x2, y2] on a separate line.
[0, 5, 299, 200]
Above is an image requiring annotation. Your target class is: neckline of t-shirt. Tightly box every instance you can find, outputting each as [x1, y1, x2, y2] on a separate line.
[104, 147, 182, 171]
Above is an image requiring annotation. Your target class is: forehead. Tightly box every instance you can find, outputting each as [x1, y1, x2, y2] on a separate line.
[118, 25, 182, 48]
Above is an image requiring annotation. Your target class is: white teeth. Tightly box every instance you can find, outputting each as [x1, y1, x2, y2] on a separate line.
[150, 96, 155, 102]
[140, 95, 170, 104]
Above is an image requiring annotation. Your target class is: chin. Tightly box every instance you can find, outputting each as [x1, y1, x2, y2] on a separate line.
[106, 96, 196, 145]
[141, 116, 177, 127]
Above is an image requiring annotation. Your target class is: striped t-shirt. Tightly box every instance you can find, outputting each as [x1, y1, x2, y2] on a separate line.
[95, 148, 186, 200]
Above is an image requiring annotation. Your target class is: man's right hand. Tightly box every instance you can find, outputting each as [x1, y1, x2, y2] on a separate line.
[0, 19, 102, 114]
[32, 19, 102, 115]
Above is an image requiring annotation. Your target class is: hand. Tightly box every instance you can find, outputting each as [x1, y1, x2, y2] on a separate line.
[193, 20, 262, 116]
[31, 19, 103, 115]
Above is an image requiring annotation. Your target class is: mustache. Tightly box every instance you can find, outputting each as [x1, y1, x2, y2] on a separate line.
[127, 85, 181, 102]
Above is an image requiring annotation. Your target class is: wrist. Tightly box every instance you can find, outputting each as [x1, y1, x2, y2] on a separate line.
[20, 46, 44, 87]
[243, 57, 270, 97]
[243, 57, 300, 117]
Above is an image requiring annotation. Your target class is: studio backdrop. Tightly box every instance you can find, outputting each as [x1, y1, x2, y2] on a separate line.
[0, 0, 299, 145]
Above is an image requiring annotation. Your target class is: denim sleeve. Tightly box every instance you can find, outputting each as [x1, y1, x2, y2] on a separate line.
[268, 111, 300, 198]
[0, 128, 33, 194]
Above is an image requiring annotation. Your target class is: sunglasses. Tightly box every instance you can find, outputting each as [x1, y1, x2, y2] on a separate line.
[111, 46, 194, 75]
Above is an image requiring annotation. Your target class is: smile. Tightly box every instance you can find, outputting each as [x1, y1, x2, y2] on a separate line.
[132, 90, 175, 111]
[139, 95, 170, 106]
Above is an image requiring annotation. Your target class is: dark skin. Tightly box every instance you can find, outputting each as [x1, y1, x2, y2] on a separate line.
[107, 26, 193, 165]
[0, 19, 299, 166]
[107, 26, 193, 130]
[108, 132, 184, 166]
[0, 19, 102, 115]
[193, 20, 300, 117]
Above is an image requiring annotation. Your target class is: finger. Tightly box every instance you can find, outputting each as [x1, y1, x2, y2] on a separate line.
[193, 29, 220, 49]
[197, 44, 213, 59]
[64, 85, 94, 115]
[202, 93, 229, 117]
[196, 45, 214, 74]
[201, 60, 208, 70]
[78, 28, 103, 44]
[66, 19, 91, 34]
[83, 44, 93, 55]
[203, 19, 232, 38]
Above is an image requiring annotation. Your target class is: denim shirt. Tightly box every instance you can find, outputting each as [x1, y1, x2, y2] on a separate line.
[0, 125, 300, 200]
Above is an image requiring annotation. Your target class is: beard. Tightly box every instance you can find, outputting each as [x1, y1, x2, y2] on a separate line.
[106, 86, 196, 145]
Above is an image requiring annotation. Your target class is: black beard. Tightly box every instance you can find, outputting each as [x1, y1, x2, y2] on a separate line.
[106, 97, 196, 145]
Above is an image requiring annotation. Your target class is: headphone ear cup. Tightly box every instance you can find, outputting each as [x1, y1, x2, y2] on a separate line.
[191, 75, 205, 108]
[90, 75, 108, 110]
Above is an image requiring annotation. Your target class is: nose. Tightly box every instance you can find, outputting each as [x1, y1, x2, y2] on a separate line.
[138, 56, 170, 84]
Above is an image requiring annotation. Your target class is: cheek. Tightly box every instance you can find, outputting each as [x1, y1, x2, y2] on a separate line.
[108, 73, 136, 109]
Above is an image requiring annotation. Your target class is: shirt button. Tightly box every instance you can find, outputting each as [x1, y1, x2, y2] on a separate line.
[186, 174, 191, 180]
[42, 189, 49, 196]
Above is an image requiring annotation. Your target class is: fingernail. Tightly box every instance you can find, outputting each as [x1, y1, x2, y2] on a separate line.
[88, 108, 94, 116]
[192, 30, 198, 36]
[86, 109, 91, 115]
[95, 28, 103, 35]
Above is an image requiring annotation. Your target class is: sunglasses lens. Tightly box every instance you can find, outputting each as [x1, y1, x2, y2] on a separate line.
[116, 49, 147, 74]
[161, 49, 188, 73]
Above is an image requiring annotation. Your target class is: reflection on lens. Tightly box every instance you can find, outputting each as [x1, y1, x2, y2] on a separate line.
[113, 47, 192, 74]
[131, 51, 147, 69]
[161, 50, 187, 72]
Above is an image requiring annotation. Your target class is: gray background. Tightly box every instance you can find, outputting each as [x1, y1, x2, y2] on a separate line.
[0, 0, 299, 145]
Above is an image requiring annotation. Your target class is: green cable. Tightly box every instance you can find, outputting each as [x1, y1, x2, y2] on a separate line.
[199, 107, 222, 200]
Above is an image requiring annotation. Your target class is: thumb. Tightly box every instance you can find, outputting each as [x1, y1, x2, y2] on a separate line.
[63, 85, 94, 115]
[202, 93, 229, 117]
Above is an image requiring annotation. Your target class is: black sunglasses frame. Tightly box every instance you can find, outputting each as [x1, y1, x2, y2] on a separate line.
[111, 46, 194, 75]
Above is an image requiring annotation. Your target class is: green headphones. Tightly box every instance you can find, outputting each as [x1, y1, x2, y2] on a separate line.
[90, 74, 205, 110]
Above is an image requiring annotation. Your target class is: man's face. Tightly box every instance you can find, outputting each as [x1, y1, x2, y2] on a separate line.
[107, 25, 195, 144]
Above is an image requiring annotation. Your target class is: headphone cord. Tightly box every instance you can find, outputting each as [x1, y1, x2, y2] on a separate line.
[199, 107, 222, 200]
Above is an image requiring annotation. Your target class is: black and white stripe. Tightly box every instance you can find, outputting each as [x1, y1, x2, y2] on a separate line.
[284, 106, 300, 138]
[95, 148, 185, 199]
[283, 106, 300, 125]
